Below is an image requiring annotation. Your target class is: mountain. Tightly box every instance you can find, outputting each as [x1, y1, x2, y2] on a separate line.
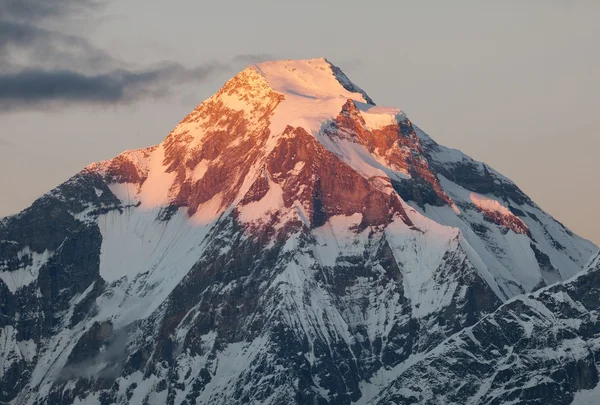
[0, 58, 597, 405]
[371, 251, 600, 405]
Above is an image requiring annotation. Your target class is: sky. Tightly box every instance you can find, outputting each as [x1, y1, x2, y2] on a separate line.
[0, 0, 598, 244]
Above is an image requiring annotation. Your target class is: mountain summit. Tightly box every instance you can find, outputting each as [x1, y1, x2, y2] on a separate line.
[1, 58, 598, 405]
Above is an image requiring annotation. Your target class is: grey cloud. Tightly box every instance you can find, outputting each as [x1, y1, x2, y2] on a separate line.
[0, 0, 277, 111]
[0, 20, 117, 72]
[0, 138, 14, 147]
[0, 0, 231, 111]
[231, 53, 278, 65]
[0, 0, 117, 73]
[0, 0, 99, 22]
[0, 69, 158, 105]
[0, 20, 40, 48]
[336, 58, 365, 72]
[0, 61, 227, 110]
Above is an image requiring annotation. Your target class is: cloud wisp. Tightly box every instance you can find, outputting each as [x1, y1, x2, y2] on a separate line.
[0, 137, 14, 147]
[0, 62, 229, 111]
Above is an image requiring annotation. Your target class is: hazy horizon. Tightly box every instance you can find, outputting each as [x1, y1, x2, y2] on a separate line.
[0, 1, 598, 244]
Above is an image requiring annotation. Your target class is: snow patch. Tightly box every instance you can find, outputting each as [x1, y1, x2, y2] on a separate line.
[96, 206, 216, 326]
[572, 383, 600, 404]
[0, 247, 52, 293]
[289, 161, 305, 176]
[190, 192, 226, 225]
[385, 214, 462, 318]
[317, 135, 409, 180]
[355, 102, 405, 130]
[193, 336, 270, 404]
[238, 175, 284, 223]
[190, 159, 210, 183]
[253, 58, 368, 138]
[470, 192, 516, 219]
[108, 183, 139, 206]
[311, 214, 364, 267]
[137, 144, 177, 208]
[0, 326, 37, 378]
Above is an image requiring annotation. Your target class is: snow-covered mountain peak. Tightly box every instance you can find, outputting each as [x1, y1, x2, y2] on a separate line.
[186, 58, 376, 138]
[1, 58, 598, 405]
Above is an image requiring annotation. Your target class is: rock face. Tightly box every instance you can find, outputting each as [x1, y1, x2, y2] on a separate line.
[0, 58, 597, 405]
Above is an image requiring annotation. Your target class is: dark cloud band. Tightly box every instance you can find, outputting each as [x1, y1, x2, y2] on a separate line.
[0, 62, 229, 109]
[0, 0, 274, 112]
[0, 69, 146, 104]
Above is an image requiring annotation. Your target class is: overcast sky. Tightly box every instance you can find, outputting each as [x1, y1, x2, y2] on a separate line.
[0, 0, 598, 244]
